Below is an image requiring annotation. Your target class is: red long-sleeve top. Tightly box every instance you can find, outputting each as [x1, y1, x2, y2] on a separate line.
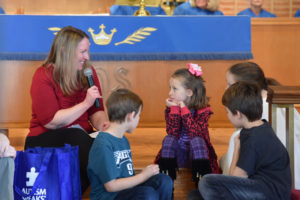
[28, 65, 104, 137]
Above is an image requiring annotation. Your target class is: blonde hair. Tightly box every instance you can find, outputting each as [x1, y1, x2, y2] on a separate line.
[44, 26, 90, 95]
[189, 0, 220, 12]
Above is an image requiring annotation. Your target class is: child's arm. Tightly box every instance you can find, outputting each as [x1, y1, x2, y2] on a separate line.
[165, 105, 181, 137]
[180, 106, 212, 138]
[229, 133, 248, 178]
[104, 164, 159, 192]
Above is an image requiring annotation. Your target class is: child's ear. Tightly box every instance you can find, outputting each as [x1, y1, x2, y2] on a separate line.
[126, 111, 136, 122]
[235, 110, 243, 118]
[186, 89, 193, 97]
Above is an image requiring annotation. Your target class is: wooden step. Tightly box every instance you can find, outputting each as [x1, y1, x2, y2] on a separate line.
[7, 127, 234, 199]
[82, 168, 196, 200]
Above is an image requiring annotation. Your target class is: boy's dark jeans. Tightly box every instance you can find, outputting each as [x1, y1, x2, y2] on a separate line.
[199, 174, 271, 200]
[114, 173, 173, 200]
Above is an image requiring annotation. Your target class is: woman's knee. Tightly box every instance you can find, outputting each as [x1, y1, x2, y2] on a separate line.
[63, 128, 93, 151]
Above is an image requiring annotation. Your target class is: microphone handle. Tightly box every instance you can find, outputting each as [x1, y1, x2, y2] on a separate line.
[95, 98, 100, 108]
[87, 76, 94, 87]
[87, 76, 101, 108]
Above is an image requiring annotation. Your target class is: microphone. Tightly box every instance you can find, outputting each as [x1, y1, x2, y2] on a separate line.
[83, 68, 100, 108]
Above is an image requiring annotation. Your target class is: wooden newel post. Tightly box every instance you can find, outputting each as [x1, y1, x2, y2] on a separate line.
[267, 85, 300, 189]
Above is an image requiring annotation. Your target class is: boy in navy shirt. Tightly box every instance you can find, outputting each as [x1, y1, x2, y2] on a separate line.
[199, 81, 291, 200]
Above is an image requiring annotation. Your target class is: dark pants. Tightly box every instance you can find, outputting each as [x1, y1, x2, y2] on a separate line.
[199, 174, 270, 200]
[24, 128, 94, 193]
[114, 173, 173, 200]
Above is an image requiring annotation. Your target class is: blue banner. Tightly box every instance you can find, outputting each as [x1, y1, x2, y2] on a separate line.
[0, 15, 252, 60]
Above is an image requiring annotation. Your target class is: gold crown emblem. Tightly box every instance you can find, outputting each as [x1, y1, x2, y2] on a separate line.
[88, 24, 117, 45]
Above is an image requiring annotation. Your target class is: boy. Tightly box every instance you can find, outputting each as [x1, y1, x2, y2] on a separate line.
[87, 88, 173, 200]
[198, 81, 291, 199]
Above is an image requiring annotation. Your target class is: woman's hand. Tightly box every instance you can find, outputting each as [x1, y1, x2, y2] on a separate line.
[84, 86, 102, 108]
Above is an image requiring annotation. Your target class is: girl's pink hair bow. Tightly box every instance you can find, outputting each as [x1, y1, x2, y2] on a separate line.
[188, 63, 203, 77]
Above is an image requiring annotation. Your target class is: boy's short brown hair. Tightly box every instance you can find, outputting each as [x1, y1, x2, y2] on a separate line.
[222, 81, 262, 122]
[106, 88, 143, 123]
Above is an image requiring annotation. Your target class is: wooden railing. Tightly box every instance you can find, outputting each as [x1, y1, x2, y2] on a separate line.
[267, 85, 300, 189]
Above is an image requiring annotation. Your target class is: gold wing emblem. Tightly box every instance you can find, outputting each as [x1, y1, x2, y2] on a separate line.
[114, 27, 157, 46]
[48, 27, 61, 35]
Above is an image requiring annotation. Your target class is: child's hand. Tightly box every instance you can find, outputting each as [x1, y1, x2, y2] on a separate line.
[0, 133, 16, 158]
[141, 164, 160, 179]
[166, 98, 178, 107]
[178, 101, 186, 108]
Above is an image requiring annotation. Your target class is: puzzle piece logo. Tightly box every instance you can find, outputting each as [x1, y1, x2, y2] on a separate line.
[26, 167, 39, 187]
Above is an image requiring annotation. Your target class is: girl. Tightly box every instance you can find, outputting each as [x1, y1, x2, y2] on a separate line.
[155, 63, 219, 185]
[220, 62, 300, 190]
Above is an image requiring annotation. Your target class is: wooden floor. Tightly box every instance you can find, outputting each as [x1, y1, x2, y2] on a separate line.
[7, 127, 234, 200]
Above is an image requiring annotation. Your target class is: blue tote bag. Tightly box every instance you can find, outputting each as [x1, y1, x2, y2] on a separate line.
[14, 144, 82, 200]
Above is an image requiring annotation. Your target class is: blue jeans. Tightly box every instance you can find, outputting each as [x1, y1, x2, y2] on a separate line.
[114, 173, 173, 200]
[199, 174, 270, 200]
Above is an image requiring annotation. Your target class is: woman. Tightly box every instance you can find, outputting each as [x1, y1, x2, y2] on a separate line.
[25, 26, 109, 193]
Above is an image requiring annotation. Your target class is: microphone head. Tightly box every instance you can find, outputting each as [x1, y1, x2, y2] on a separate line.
[84, 68, 93, 77]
